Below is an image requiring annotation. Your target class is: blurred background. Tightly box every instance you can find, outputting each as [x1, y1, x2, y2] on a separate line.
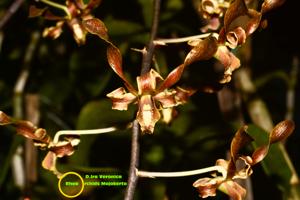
[0, 0, 299, 199]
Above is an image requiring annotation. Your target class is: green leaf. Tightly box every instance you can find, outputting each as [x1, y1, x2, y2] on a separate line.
[138, 0, 153, 28]
[104, 17, 143, 36]
[246, 124, 300, 197]
[70, 99, 135, 165]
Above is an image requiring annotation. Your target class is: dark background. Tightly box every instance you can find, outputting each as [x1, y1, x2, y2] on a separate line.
[0, 0, 299, 199]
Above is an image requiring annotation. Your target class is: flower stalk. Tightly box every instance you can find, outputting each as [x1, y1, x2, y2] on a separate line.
[137, 166, 226, 178]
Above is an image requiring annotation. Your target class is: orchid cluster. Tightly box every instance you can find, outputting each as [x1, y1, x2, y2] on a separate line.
[193, 120, 295, 200]
[0, 111, 79, 177]
[160, 0, 286, 86]
[29, 0, 104, 45]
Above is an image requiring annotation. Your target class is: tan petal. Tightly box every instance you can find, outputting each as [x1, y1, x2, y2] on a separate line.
[0, 111, 11, 125]
[184, 36, 218, 66]
[174, 87, 195, 105]
[161, 108, 176, 124]
[226, 26, 246, 48]
[69, 19, 87, 45]
[42, 151, 62, 177]
[107, 87, 137, 110]
[154, 90, 177, 108]
[42, 151, 57, 171]
[201, 0, 222, 15]
[219, 180, 246, 200]
[137, 69, 163, 95]
[49, 141, 75, 157]
[42, 21, 64, 39]
[214, 46, 241, 83]
[136, 95, 161, 133]
[193, 177, 224, 198]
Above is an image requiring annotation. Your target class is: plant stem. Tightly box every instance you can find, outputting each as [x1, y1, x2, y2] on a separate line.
[140, 0, 161, 75]
[154, 33, 219, 45]
[137, 166, 226, 178]
[39, 0, 71, 19]
[124, 1, 161, 199]
[124, 120, 140, 200]
[0, 0, 24, 30]
[53, 127, 117, 144]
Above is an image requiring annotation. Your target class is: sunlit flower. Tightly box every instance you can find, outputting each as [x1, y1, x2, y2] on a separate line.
[106, 46, 194, 133]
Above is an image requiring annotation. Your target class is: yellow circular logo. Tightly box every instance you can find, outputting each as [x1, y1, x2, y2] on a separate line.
[58, 171, 84, 198]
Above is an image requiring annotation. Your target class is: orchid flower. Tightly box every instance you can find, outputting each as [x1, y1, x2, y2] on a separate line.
[106, 46, 195, 133]
[29, 0, 105, 45]
[193, 120, 295, 199]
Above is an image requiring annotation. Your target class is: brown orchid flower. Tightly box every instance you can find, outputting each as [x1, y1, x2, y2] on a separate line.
[29, 0, 104, 45]
[185, 35, 240, 84]
[186, 0, 285, 84]
[106, 46, 195, 133]
[219, 0, 286, 49]
[198, 0, 230, 32]
[193, 120, 295, 200]
[0, 111, 79, 177]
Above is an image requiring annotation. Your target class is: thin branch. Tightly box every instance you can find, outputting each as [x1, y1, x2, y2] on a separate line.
[38, 0, 71, 19]
[154, 33, 219, 45]
[124, 1, 161, 199]
[53, 127, 117, 144]
[124, 120, 140, 200]
[137, 166, 226, 178]
[0, 0, 24, 30]
[140, 0, 161, 75]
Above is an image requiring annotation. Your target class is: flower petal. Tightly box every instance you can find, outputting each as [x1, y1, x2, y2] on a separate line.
[28, 5, 47, 18]
[174, 87, 196, 105]
[219, 180, 246, 200]
[68, 19, 87, 45]
[107, 87, 137, 110]
[230, 125, 253, 162]
[193, 177, 224, 198]
[106, 45, 137, 93]
[136, 95, 161, 133]
[42, 151, 62, 177]
[223, 0, 248, 33]
[154, 90, 177, 108]
[214, 46, 241, 83]
[261, 0, 286, 14]
[82, 18, 109, 41]
[158, 64, 186, 92]
[226, 26, 246, 48]
[42, 21, 64, 39]
[137, 69, 163, 94]
[161, 107, 176, 124]
[184, 36, 218, 66]
[269, 120, 295, 144]
[0, 111, 11, 125]
[49, 141, 75, 157]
